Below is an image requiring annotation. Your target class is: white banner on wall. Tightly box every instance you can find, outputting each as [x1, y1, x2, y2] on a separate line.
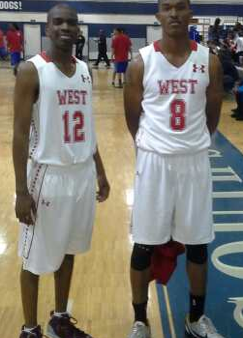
[0, 1, 22, 10]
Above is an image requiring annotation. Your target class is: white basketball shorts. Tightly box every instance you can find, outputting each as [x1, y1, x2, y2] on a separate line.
[132, 148, 214, 245]
[18, 157, 96, 275]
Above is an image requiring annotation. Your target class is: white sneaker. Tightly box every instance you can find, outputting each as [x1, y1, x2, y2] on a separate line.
[185, 315, 226, 338]
[127, 321, 151, 338]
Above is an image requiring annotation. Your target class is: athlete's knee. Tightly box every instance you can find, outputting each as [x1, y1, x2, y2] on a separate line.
[186, 244, 208, 264]
[131, 243, 154, 271]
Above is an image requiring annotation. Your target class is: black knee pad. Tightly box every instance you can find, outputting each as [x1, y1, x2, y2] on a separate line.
[186, 244, 208, 264]
[131, 243, 154, 271]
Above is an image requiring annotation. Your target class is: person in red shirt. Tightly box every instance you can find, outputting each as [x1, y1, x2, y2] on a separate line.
[111, 28, 119, 86]
[111, 28, 132, 88]
[6, 23, 23, 75]
[0, 28, 8, 60]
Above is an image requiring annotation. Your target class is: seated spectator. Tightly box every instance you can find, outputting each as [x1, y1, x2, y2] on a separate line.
[231, 81, 243, 121]
[207, 40, 220, 55]
[218, 49, 239, 92]
[233, 30, 243, 64]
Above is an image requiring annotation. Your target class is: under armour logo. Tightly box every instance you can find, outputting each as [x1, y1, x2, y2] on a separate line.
[193, 64, 205, 73]
[41, 199, 50, 207]
[81, 74, 91, 83]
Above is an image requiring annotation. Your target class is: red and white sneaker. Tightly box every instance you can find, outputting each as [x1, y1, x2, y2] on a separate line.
[46, 311, 94, 338]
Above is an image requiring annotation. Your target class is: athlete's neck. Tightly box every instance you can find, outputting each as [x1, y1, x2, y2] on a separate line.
[160, 36, 191, 55]
[47, 47, 73, 66]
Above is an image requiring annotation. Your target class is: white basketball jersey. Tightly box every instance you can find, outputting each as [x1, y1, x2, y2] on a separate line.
[136, 41, 211, 154]
[28, 52, 96, 165]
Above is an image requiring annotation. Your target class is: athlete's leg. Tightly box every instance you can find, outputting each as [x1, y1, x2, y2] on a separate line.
[186, 244, 208, 322]
[20, 267, 39, 327]
[130, 244, 154, 324]
[54, 254, 74, 312]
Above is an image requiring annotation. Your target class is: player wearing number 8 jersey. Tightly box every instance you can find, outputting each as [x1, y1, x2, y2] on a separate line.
[124, 0, 225, 338]
[13, 4, 110, 338]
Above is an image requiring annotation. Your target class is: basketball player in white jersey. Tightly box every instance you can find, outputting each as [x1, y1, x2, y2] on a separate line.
[13, 4, 110, 338]
[124, 1, 225, 338]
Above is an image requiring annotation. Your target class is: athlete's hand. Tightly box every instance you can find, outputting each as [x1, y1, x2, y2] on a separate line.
[96, 174, 110, 202]
[15, 192, 37, 225]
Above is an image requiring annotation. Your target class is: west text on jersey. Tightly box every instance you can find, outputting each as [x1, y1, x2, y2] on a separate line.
[158, 79, 198, 95]
[57, 90, 87, 105]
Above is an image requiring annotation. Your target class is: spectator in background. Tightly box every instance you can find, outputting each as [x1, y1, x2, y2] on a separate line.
[75, 29, 85, 60]
[231, 81, 243, 121]
[0, 28, 8, 60]
[6, 23, 23, 76]
[189, 26, 200, 43]
[218, 49, 239, 92]
[111, 28, 119, 86]
[93, 29, 110, 68]
[208, 17, 221, 45]
[233, 30, 243, 64]
[207, 40, 220, 55]
[111, 28, 132, 88]
[234, 22, 243, 36]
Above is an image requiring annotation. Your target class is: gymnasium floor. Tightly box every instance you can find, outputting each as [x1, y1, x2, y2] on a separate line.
[0, 65, 242, 338]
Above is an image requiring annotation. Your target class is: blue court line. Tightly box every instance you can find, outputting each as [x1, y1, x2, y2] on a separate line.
[156, 131, 243, 338]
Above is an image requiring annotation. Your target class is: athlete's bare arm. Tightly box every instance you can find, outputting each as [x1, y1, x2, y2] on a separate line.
[93, 148, 110, 202]
[124, 55, 144, 141]
[206, 53, 224, 135]
[13, 62, 39, 224]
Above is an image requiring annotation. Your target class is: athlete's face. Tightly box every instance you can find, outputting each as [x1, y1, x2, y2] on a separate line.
[46, 7, 78, 51]
[156, 0, 192, 38]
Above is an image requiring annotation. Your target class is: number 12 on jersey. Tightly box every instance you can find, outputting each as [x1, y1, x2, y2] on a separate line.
[170, 99, 186, 131]
[63, 111, 85, 143]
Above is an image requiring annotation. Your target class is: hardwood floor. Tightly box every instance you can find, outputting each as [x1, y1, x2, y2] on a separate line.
[0, 65, 242, 338]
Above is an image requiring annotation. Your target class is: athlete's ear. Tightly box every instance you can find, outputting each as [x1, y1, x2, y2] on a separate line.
[45, 24, 50, 38]
[155, 12, 162, 24]
[189, 9, 193, 20]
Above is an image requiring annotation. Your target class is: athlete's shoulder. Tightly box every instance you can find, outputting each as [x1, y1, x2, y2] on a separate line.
[139, 42, 155, 56]
[27, 52, 51, 70]
[75, 58, 89, 71]
[193, 42, 209, 56]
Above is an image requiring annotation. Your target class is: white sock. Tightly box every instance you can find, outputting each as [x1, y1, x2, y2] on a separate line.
[24, 326, 38, 332]
[54, 311, 68, 317]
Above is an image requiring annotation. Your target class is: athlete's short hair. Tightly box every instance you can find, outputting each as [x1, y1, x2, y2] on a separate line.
[158, 0, 191, 8]
[47, 4, 78, 24]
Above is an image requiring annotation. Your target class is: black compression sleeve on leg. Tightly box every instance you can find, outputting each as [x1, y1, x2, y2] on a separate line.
[131, 243, 154, 271]
[186, 244, 208, 264]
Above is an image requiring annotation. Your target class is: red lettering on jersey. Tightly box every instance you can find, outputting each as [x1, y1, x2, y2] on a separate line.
[158, 80, 169, 94]
[188, 79, 198, 94]
[171, 80, 180, 94]
[158, 79, 198, 95]
[180, 80, 187, 94]
[68, 90, 74, 104]
[57, 90, 88, 105]
[57, 90, 67, 105]
[74, 90, 80, 104]
[80, 90, 87, 105]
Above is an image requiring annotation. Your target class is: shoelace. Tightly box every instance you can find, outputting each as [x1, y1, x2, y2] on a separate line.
[132, 323, 147, 335]
[58, 315, 91, 337]
[25, 328, 48, 338]
[200, 316, 217, 335]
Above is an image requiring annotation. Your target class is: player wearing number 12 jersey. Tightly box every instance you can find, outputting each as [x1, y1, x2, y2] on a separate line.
[13, 4, 109, 338]
[124, 0, 225, 338]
